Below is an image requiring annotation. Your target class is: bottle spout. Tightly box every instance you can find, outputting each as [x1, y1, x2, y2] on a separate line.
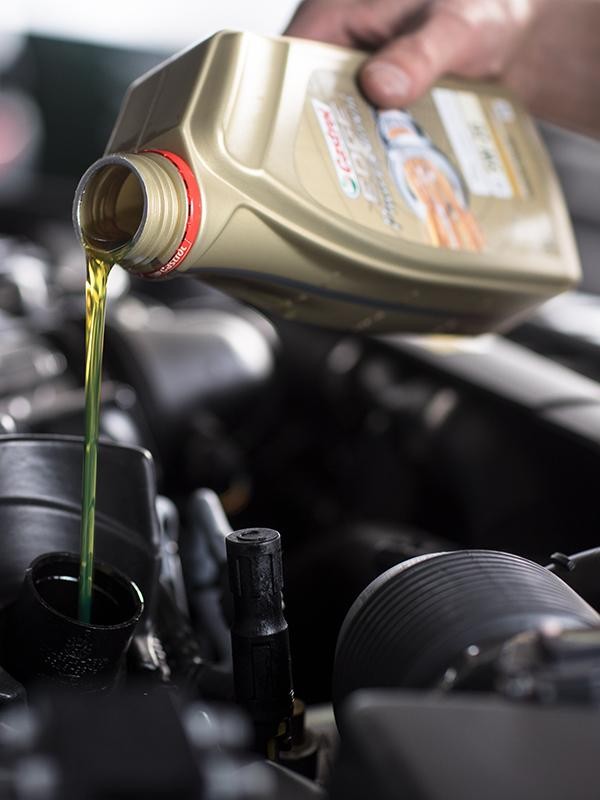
[73, 151, 199, 276]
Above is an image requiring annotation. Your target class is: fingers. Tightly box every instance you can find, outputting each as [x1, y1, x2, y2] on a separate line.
[360, 6, 479, 107]
[285, 0, 542, 108]
[285, 0, 427, 48]
[285, 0, 358, 46]
[345, 0, 430, 47]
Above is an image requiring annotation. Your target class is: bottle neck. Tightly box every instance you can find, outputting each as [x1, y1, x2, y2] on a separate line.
[73, 150, 201, 277]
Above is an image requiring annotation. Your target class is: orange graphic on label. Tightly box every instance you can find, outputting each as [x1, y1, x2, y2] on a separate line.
[403, 157, 485, 252]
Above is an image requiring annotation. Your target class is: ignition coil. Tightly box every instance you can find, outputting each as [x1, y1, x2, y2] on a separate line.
[226, 528, 294, 758]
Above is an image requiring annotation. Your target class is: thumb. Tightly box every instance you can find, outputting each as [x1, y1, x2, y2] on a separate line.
[359, 7, 477, 107]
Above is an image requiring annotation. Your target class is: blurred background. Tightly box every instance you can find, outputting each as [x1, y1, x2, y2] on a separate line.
[0, 0, 298, 230]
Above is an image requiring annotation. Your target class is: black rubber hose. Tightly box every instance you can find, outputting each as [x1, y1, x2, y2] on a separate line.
[333, 550, 600, 711]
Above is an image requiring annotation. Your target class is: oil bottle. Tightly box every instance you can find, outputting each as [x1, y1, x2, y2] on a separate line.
[73, 30, 580, 335]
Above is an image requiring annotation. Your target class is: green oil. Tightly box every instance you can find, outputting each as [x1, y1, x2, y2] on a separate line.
[78, 252, 113, 624]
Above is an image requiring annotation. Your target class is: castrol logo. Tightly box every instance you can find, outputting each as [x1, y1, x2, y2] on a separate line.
[312, 99, 360, 199]
[163, 240, 191, 272]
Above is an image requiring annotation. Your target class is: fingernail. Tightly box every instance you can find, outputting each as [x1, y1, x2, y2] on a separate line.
[362, 62, 412, 101]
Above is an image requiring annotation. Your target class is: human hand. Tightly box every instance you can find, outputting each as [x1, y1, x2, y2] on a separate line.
[285, 0, 547, 107]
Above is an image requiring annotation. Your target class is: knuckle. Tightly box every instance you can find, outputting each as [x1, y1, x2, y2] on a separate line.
[406, 34, 438, 73]
[436, 0, 534, 31]
[436, 1, 487, 33]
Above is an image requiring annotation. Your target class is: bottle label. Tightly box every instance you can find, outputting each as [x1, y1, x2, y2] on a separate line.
[297, 71, 558, 256]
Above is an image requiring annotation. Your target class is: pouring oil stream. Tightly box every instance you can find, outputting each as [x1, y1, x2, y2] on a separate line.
[78, 252, 112, 623]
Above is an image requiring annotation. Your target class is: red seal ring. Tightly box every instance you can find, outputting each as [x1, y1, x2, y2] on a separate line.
[139, 149, 202, 278]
